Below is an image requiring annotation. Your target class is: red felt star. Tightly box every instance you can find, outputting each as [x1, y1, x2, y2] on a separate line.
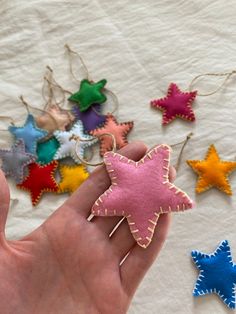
[17, 161, 59, 206]
[90, 114, 133, 156]
[150, 83, 197, 125]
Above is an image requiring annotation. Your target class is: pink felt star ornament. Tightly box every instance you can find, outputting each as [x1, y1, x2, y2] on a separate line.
[36, 105, 75, 134]
[92, 144, 194, 248]
[151, 83, 197, 125]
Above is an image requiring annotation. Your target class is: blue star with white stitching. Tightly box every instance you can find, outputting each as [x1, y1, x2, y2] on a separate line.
[192, 240, 236, 309]
[9, 114, 48, 155]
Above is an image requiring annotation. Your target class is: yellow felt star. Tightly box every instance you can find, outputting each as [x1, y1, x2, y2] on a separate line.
[58, 164, 89, 194]
[187, 145, 236, 195]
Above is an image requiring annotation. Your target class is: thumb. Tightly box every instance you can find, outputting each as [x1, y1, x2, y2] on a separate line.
[0, 170, 10, 237]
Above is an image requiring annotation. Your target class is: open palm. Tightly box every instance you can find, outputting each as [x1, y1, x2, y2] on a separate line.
[0, 142, 175, 314]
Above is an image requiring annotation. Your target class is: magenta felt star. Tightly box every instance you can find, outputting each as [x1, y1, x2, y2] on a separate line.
[150, 83, 197, 125]
[92, 144, 194, 248]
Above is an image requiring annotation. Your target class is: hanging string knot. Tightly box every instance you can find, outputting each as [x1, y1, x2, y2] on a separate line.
[170, 132, 193, 172]
[187, 132, 194, 140]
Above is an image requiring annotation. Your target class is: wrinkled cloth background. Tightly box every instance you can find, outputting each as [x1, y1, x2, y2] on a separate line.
[0, 1, 236, 313]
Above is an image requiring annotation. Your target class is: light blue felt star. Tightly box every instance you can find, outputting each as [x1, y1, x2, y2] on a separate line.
[9, 114, 48, 155]
[53, 120, 97, 164]
[192, 240, 236, 309]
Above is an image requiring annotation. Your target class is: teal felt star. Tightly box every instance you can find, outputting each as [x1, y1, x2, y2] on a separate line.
[68, 79, 107, 112]
[37, 137, 59, 165]
[192, 240, 236, 309]
[0, 139, 36, 183]
[9, 114, 48, 155]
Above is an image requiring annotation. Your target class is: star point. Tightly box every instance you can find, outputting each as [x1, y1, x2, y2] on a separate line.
[72, 103, 106, 132]
[36, 105, 75, 134]
[151, 83, 197, 125]
[0, 139, 36, 183]
[92, 144, 193, 248]
[37, 137, 59, 165]
[17, 161, 58, 206]
[53, 120, 97, 163]
[187, 144, 236, 195]
[192, 240, 236, 309]
[58, 164, 89, 194]
[9, 114, 48, 154]
[90, 114, 133, 156]
[68, 79, 107, 112]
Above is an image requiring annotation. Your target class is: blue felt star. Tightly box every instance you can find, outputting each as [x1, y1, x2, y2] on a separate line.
[192, 240, 236, 309]
[9, 114, 48, 155]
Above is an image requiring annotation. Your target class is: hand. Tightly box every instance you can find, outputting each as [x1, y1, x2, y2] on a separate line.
[0, 142, 176, 314]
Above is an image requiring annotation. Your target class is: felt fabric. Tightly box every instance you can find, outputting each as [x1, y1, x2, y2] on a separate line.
[53, 120, 97, 164]
[72, 104, 106, 132]
[68, 79, 107, 112]
[58, 164, 89, 193]
[36, 137, 59, 165]
[90, 114, 133, 156]
[150, 83, 197, 125]
[2, 2, 236, 313]
[0, 139, 36, 183]
[187, 144, 236, 195]
[192, 240, 236, 309]
[92, 145, 194, 248]
[9, 114, 48, 155]
[36, 104, 75, 134]
[17, 161, 58, 206]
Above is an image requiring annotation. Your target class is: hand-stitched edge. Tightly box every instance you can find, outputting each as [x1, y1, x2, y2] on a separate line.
[150, 83, 197, 125]
[90, 114, 134, 157]
[191, 240, 236, 309]
[71, 105, 106, 134]
[17, 161, 59, 206]
[92, 144, 193, 248]
[69, 79, 107, 111]
[0, 139, 36, 183]
[9, 114, 48, 154]
[54, 121, 97, 163]
[58, 164, 89, 194]
[187, 144, 236, 195]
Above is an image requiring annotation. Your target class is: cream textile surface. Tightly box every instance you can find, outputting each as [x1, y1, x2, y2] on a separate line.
[0, 1, 236, 313]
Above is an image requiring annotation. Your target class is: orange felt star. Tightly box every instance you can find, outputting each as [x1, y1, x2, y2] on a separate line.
[36, 105, 75, 134]
[187, 145, 236, 195]
[90, 114, 133, 156]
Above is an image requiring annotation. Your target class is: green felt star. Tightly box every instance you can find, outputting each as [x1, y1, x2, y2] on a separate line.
[68, 79, 107, 112]
[37, 137, 59, 165]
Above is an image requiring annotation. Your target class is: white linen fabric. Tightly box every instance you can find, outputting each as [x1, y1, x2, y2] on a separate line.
[0, 1, 236, 313]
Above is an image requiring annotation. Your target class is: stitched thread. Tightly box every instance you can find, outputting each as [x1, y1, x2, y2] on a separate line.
[92, 144, 193, 248]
